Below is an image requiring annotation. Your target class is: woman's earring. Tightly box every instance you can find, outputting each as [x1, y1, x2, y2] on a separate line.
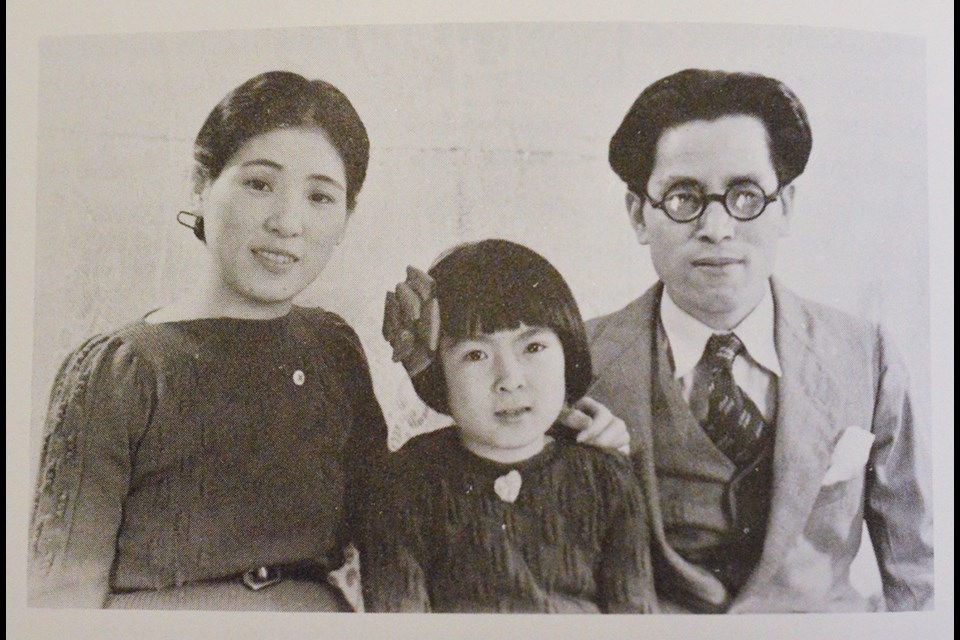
[177, 211, 206, 243]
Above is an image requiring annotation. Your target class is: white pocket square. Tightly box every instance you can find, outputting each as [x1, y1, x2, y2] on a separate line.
[821, 426, 875, 486]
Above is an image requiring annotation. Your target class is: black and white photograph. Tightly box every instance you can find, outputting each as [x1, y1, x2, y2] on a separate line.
[7, 2, 953, 639]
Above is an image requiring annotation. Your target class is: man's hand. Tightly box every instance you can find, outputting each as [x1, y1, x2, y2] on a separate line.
[560, 396, 631, 454]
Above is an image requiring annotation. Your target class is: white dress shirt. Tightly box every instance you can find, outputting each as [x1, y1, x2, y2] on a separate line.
[660, 285, 781, 422]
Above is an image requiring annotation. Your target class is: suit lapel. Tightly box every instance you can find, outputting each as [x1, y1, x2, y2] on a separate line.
[588, 289, 657, 462]
[738, 281, 847, 597]
[590, 284, 728, 609]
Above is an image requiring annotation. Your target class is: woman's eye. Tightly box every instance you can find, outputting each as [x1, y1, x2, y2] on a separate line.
[309, 192, 335, 205]
[526, 342, 547, 353]
[244, 178, 272, 192]
[464, 350, 487, 362]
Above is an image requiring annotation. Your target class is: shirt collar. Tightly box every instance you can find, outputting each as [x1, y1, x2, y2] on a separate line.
[659, 283, 782, 379]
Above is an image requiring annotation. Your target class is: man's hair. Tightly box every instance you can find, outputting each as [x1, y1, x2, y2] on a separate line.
[411, 239, 593, 416]
[609, 69, 812, 197]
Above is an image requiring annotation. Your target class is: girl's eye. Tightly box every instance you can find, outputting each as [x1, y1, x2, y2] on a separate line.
[464, 350, 487, 362]
[526, 342, 547, 353]
[244, 178, 272, 192]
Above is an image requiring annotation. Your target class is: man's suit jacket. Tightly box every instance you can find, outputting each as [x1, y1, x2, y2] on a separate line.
[586, 280, 933, 612]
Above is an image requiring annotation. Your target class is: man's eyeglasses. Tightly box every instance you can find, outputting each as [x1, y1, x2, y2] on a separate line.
[644, 181, 782, 223]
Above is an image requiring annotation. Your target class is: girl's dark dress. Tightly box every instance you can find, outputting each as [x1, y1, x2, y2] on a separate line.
[363, 428, 657, 613]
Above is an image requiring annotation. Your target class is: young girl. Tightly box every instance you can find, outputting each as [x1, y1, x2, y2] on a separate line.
[365, 239, 657, 613]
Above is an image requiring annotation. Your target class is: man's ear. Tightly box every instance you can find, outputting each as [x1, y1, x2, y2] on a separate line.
[625, 191, 650, 245]
[777, 183, 795, 237]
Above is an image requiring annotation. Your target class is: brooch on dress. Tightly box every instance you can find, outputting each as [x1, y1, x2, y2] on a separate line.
[493, 469, 522, 503]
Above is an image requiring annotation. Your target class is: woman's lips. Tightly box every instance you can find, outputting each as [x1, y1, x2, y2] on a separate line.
[252, 248, 299, 272]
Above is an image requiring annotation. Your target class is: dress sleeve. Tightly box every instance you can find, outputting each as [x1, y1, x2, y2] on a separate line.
[865, 326, 934, 611]
[596, 454, 659, 613]
[360, 458, 432, 612]
[325, 316, 390, 554]
[29, 334, 155, 608]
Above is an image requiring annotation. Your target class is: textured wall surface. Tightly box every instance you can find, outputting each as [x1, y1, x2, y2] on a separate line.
[30, 23, 929, 599]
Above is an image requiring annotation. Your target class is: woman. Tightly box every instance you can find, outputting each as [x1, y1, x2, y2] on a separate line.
[29, 70, 629, 612]
[29, 71, 384, 611]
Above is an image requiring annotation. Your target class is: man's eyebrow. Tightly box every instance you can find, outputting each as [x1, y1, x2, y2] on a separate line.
[654, 175, 771, 190]
[239, 159, 345, 191]
[724, 174, 766, 187]
[652, 176, 703, 190]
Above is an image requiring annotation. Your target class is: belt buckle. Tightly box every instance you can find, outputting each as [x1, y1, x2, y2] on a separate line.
[242, 566, 283, 591]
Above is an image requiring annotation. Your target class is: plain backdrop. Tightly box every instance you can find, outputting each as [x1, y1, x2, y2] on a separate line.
[33, 24, 929, 447]
[13, 16, 947, 639]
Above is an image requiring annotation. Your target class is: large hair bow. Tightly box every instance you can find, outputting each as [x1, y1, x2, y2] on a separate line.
[382, 266, 441, 377]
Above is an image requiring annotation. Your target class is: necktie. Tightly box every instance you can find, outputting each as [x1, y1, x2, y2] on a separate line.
[700, 333, 771, 468]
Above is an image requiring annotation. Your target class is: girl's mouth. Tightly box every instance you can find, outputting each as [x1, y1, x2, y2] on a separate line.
[495, 407, 532, 420]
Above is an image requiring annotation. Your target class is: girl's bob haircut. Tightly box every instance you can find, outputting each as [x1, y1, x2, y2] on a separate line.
[412, 239, 593, 416]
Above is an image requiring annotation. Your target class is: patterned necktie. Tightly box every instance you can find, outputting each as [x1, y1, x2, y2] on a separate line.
[700, 333, 771, 468]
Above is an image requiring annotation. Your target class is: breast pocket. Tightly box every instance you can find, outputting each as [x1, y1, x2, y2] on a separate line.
[804, 475, 866, 550]
[813, 477, 855, 507]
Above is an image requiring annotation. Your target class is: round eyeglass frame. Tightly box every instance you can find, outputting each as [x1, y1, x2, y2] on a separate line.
[643, 181, 783, 223]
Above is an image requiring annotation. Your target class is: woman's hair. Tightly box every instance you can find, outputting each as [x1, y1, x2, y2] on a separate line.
[192, 71, 370, 222]
[412, 239, 593, 416]
[609, 68, 812, 198]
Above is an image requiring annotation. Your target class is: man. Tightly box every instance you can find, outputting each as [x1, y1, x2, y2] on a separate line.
[588, 69, 933, 612]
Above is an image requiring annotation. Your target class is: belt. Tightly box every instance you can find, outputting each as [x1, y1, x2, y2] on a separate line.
[240, 561, 328, 591]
